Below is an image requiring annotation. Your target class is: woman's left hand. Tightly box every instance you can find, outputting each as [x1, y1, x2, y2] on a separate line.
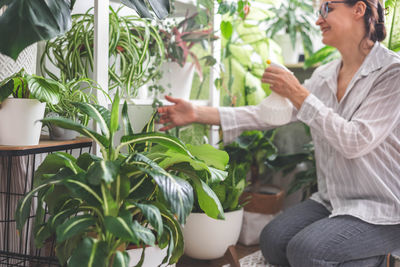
[261, 65, 310, 110]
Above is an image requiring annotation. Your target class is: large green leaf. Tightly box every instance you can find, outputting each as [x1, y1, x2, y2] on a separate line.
[121, 0, 170, 19]
[132, 154, 194, 224]
[104, 216, 139, 244]
[0, 0, 72, 60]
[26, 74, 61, 104]
[131, 220, 156, 246]
[191, 176, 225, 219]
[34, 152, 82, 186]
[41, 117, 109, 149]
[0, 79, 14, 103]
[70, 102, 111, 139]
[68, 237, 108, 267]
[62, 175, 103, 206]
[134, 202, 163, 236]
[86, 160, 120, 185]
[56, 215, 96, 243]
[112, 251, 130, 267]
[120, 133, 193, 158]
[187, 144, 229, 170]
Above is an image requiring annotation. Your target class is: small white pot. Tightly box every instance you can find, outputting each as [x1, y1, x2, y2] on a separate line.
[126, 246, 175, 267]
[156, 62, 195, 100]
[0, 98, 46, 146]
[183, 208, 244, 260]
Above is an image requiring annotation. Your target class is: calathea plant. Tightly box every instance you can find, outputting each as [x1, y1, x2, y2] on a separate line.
[15, 92, 226, 266]
[0, 68, 60, 105]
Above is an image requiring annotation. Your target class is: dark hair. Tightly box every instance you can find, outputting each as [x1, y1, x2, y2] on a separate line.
[344, 0, 386, 43]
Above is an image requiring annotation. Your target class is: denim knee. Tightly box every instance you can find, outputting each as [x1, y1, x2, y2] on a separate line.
[259, 221, 290, 266]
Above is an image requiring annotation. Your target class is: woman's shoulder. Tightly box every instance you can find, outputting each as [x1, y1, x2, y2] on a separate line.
[376, 43, 400, 67]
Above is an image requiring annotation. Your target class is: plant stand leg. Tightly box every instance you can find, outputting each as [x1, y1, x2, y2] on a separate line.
[225, 245, 240, 267]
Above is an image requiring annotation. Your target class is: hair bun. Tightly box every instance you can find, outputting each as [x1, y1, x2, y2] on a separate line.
[375, 22, 387, 42]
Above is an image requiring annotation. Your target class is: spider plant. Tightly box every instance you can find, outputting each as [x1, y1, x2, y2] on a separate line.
[40, 7, 165, 98]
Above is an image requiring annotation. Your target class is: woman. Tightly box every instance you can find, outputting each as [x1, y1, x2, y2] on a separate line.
[157, 0, 400, 266]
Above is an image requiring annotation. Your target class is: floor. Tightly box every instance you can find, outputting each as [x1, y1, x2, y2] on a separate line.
[177, 244, 260, 267]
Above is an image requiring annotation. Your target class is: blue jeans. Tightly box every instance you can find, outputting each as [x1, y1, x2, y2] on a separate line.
[260, 199, 400, 267]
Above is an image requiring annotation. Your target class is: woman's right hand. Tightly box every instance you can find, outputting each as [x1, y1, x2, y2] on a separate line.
[157, 95, 196, 131]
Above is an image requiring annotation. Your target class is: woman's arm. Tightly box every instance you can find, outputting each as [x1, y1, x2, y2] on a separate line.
[157, 95, 220, 131]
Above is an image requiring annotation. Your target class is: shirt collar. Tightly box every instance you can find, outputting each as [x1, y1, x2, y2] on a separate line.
[317, 41, 383, 81]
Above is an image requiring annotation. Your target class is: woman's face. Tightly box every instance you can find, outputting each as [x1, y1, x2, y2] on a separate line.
[316, 0, 355, 47]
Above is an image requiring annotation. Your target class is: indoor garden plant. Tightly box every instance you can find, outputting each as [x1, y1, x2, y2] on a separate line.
[262, 0, 319, 63]
[44, 78, 110, 140]
[0, 69, 61, 145]
[40, 6, 165, 99]
[15, 92, 228, 266]
[0, 0, 171, 60]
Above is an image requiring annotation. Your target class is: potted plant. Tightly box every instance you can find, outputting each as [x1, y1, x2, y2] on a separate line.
[262, 0, 319, 64]
[0, 0, 171, 60]
[153, 11, 218, 100]
[44, 78, 110, 140]
[14, 92, 228, 266]
[40, 7, 165, 99]
[182, 157, 247, 260]
[0, 69, 61, 145]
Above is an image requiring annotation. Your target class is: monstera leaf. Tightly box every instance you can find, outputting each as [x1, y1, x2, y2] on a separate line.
[0, 0, 171, 60]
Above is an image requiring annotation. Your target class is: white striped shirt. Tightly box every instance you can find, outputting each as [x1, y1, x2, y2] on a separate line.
[219, 42, 400, 225]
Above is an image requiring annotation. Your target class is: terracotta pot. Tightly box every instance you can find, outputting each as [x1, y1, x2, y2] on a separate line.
[240, 185, 284, 215]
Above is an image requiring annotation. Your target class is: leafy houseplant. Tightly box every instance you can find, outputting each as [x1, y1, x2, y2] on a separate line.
[0, 69, 60, 105]
[0, 0, 171, 60]
[216, 0, 282, 107]
[41, 7, 165, 98]
[0, 69, 62, 145]
[157, 12, 218, 80]
[262, 0, 319, 60]
[15, 92, 228, 266]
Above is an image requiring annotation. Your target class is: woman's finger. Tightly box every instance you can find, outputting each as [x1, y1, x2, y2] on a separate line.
[164, 95, 180, 104]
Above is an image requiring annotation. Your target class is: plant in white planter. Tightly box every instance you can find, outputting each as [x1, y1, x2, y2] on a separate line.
[0, 69, 61, 145]
[15, 93, 228, 266]
[153, 11, 218, 100]
[44, 78, 110, 140]
[147, 141, 246, 260]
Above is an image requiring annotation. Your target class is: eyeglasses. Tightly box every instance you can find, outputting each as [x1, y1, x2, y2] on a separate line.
[318, 1, 347, 19]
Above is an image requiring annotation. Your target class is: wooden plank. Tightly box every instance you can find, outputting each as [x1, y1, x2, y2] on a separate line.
[0, 137, 93, 151]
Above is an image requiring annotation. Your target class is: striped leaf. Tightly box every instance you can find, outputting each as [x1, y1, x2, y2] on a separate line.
[41, 117, 109, 149]
[68, 237, 108, 267]
[104, 216, 139, 244]
[120, 132, 193, 158]
[34, 152, 81, 186]
[191, 176, 225, 220]
[139, 167, 193, 225]
[122, 101, 134, 136]
[112, 251, 130, 267]
[62, 176, 103, 206]
[76, 153, 102, 171]
[131, 220, 156, 246]
[134, 202, 163, 236]
[86, 160, 120, 185]
[56, 215, 96, 243]
[159, 208, 184, 264]
[70, 102, 111, 138]
[15, 178, 63, 231]
[0, 79, 14, 103]
[26, 74, 61, 104]
[110, 91, 120, 134]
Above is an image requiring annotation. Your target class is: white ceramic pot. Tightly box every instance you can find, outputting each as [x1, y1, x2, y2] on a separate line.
[0, 99, 46, 146]
[183, 208, 244, 260]
[156, 62, 195, 100]
[126, 246, 175, 267]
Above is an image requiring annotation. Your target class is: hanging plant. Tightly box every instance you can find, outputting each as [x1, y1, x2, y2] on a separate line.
[40, 7, 165, 98]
